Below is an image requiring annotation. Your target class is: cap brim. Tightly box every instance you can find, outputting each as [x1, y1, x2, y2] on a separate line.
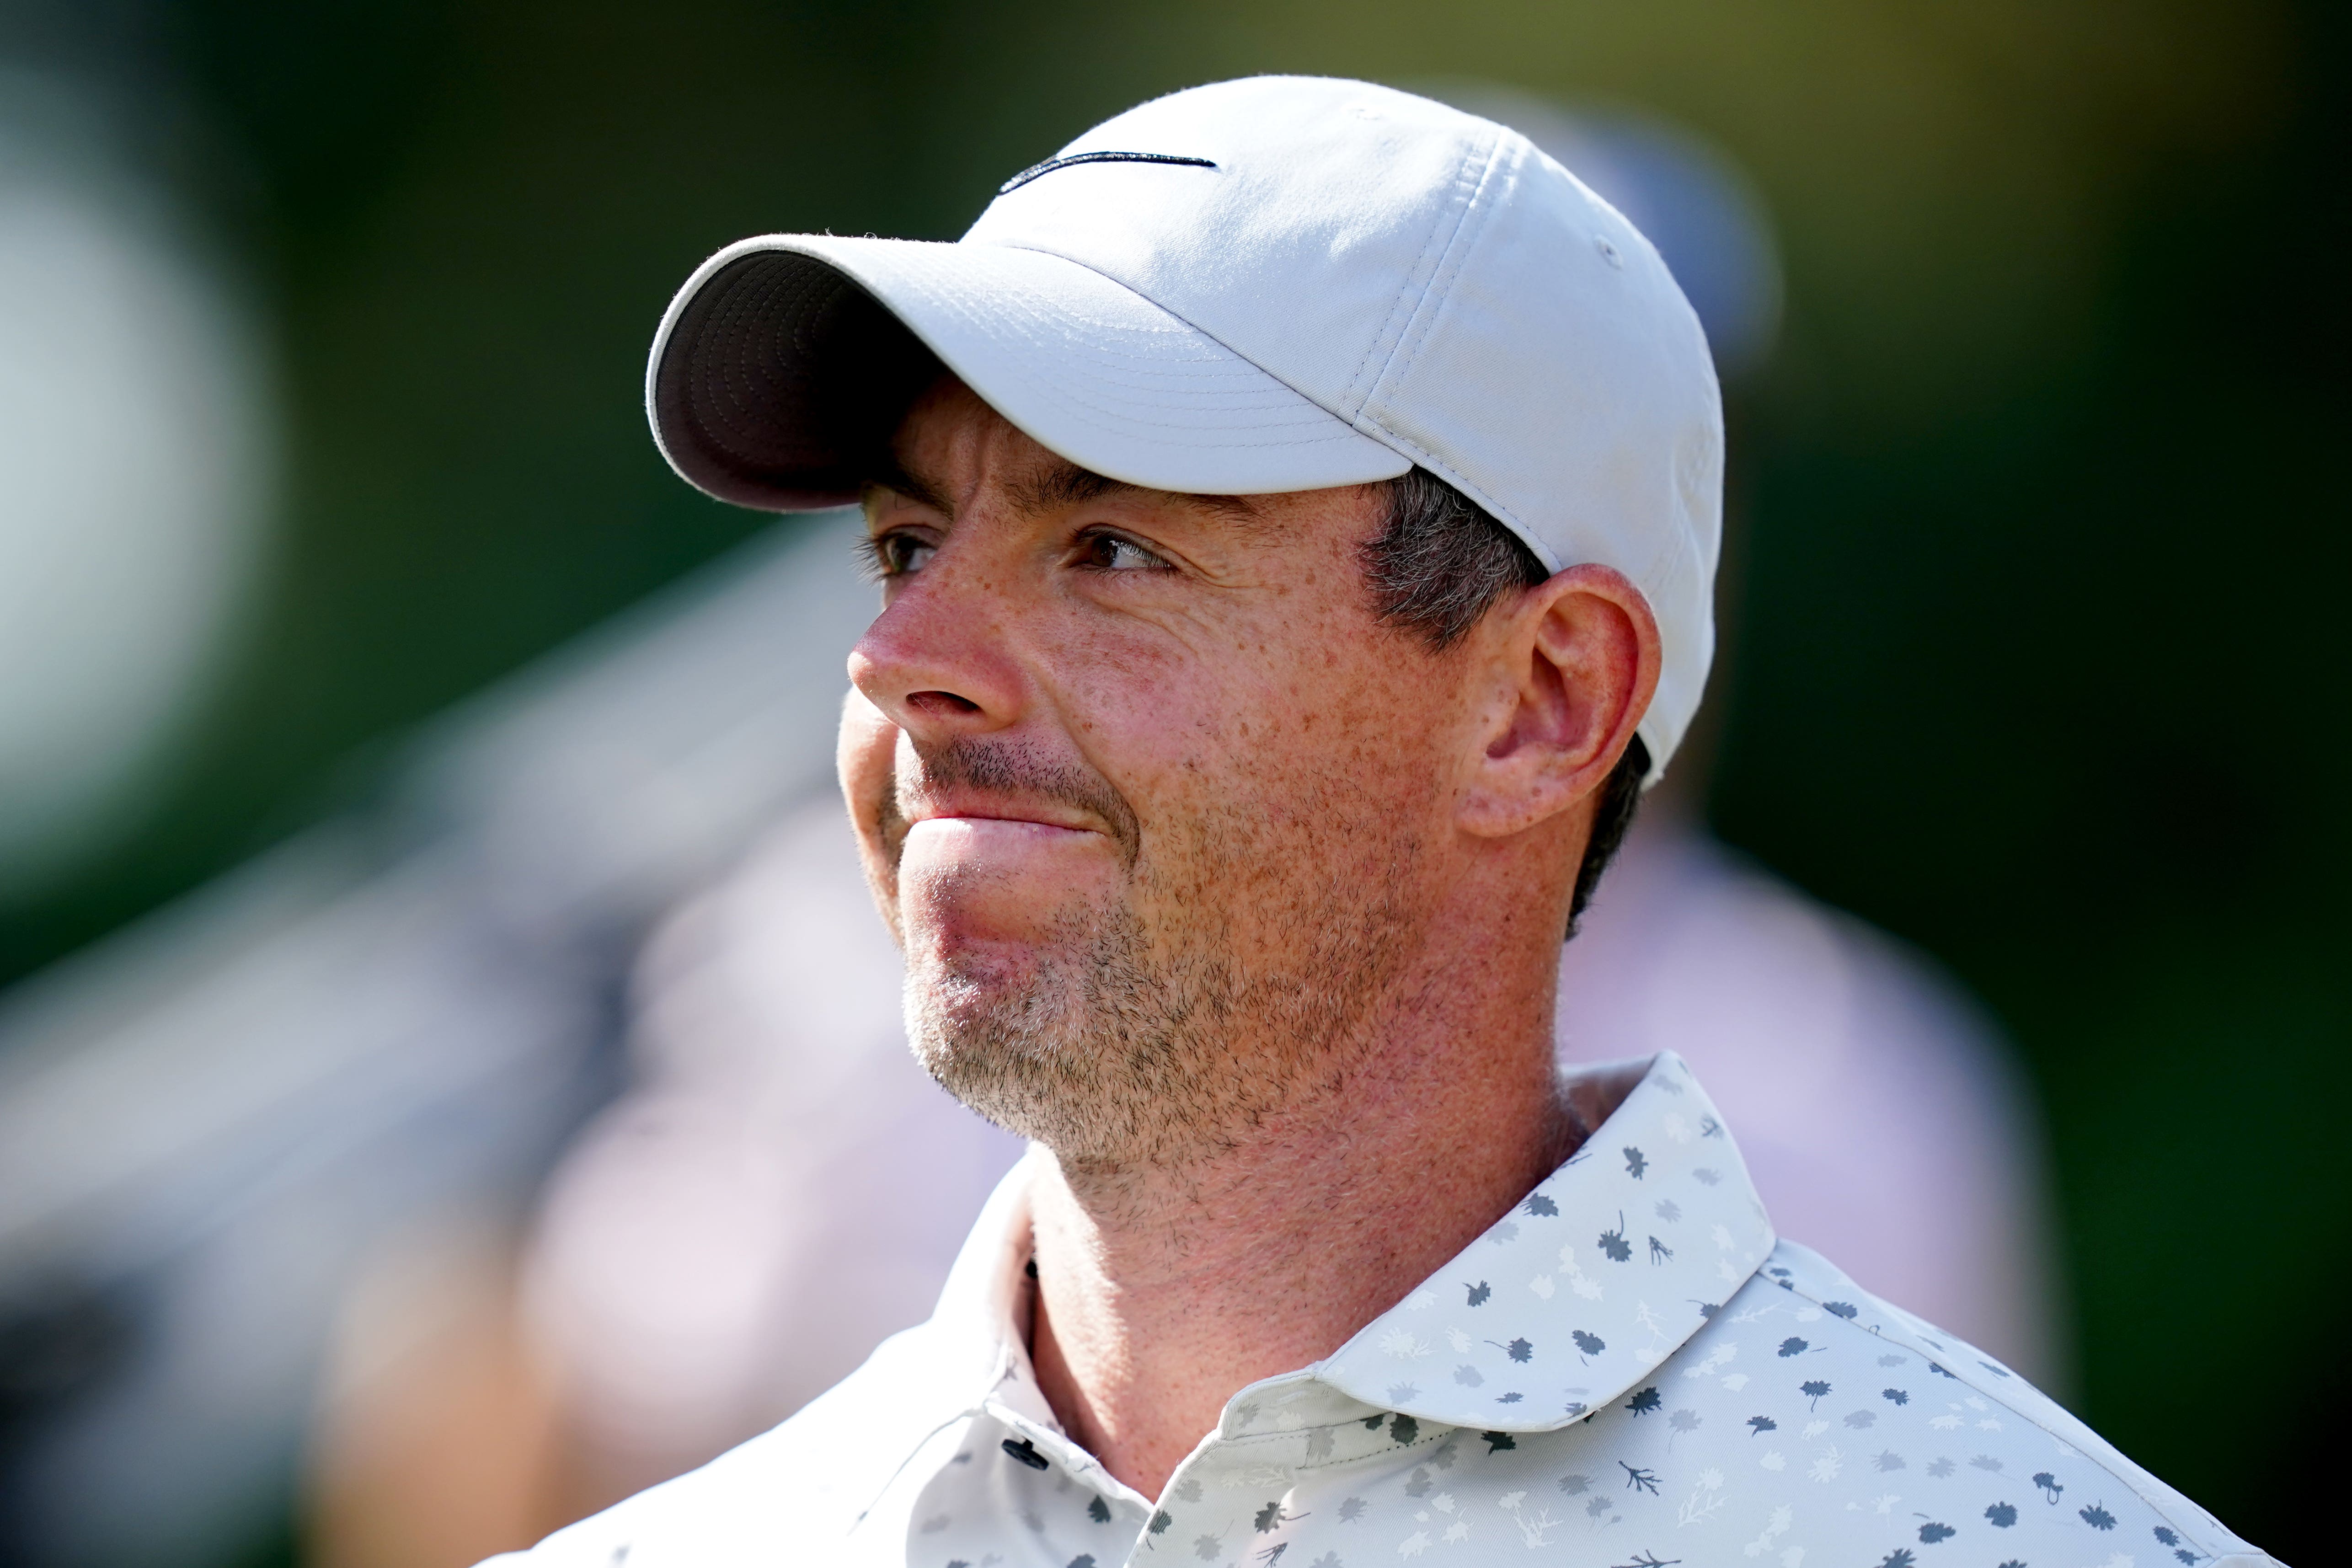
[647, 235, 1411, 511]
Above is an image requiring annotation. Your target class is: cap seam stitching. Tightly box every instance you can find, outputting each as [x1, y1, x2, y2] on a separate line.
[1336, 126, 1501, 420]
[1360, 128, 1513, 421]
[1346, 139, 1555, 568]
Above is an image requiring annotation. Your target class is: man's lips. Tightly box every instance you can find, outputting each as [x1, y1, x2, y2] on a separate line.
[877, 744, 1142, 870]
[906, 815, 1093, 839]
[901, 795, 1102, 836]
[898, 816, 1105, 878]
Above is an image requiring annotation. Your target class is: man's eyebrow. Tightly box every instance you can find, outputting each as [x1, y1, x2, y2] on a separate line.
[1014, 460, 1269, 527]
[868, 452, 1270, 529]
[865, 456, 952, 517]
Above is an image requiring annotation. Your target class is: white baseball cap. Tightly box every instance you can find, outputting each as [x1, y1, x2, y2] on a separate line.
[647, 75, 1722, 778]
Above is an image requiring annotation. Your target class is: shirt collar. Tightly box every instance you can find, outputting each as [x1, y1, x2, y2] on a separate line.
[924, 1050, 1774, 1446]
[1313, 1049, 1775, 1430]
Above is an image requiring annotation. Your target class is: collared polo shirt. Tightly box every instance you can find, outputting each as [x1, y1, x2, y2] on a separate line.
[498, 1052, 2278, 1568]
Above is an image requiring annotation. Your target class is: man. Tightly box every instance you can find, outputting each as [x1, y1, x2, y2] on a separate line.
[500, 77, 2275, 1567]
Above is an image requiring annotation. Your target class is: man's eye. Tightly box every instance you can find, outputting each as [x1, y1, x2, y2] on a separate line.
[868, 532, 937, 578]
[1079, 532, 1167, 572]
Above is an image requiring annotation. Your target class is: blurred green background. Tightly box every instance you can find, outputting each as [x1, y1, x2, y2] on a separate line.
[0, 0, 2341, 1560]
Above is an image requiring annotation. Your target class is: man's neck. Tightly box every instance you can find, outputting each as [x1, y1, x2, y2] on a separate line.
[1024, 966, 1586, 1499]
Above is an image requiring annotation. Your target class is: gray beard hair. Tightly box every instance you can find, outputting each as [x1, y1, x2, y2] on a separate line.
[901, 838, 1425, 1175]
[887, 735, 1433, 1173]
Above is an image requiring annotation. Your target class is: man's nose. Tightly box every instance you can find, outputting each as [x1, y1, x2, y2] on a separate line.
[847, 554, 1027, 740]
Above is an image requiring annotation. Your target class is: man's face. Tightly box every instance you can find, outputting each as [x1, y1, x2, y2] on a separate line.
[840, 378, 1501, 1168]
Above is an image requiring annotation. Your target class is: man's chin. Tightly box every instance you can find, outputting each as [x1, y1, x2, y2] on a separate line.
[901, 942, 1135, 1152]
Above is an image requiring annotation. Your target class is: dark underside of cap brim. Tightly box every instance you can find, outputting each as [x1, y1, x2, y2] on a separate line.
[653, 249, 945, 511]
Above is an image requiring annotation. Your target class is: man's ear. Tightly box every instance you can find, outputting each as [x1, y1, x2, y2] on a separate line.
[1456, 564, 1661, 840]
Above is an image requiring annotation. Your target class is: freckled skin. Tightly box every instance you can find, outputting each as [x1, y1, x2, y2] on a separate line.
[837, 375, 1661, 1498]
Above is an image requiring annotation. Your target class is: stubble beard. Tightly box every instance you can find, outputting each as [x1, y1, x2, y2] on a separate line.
[890, 744, 1431, 1174]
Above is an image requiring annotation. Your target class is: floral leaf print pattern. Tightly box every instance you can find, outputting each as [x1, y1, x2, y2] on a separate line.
[1088, 1496, 1111, 1522]
[1915, 1519, 1955, 1543]
[1626, 1386, 1662, 1415]
[1336, 1498, 1367, 1523]
[1624, 1147, 1648, 1180]
[1883, 1388, 1909, 1406]
[1746, 1415, 1776, 1435]
[1465, 1281, 1490, 1307]
[1800, 1379, 1831, 1409]
[1572, 1329, 1605, 1360]
[1620, 1462, 1662, 1496]
[1524, 1193, 1559, 1217]
[2032, 1472, 2063, 1503]
[1985, 1503, 2017, 1527]
[1599, 1213, 1634, 1263]
[1777, 1338, 1811, 1357]
[2080, 1502, 2117, 1531]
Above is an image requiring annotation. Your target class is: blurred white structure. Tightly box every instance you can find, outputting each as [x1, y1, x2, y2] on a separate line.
[0, 73, 276, 893]
[519, 800, 1022, 1503]
[0, 517, 877, 1567]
